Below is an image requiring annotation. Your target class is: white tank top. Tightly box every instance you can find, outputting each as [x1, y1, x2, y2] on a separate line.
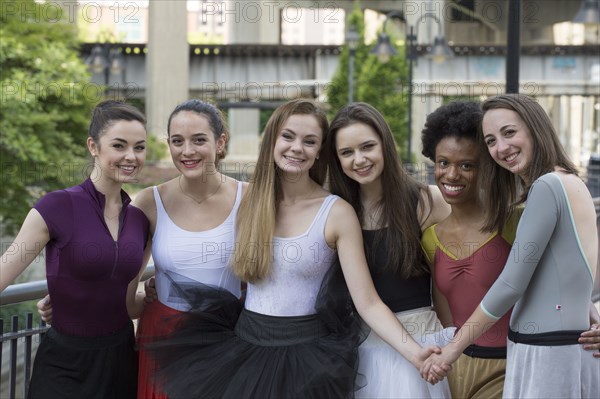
[245, 195, 339, 317]
[152, 182, 243, 311]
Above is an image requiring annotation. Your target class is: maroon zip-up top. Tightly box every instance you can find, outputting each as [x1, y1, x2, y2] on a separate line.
[34, 178, 149, 337]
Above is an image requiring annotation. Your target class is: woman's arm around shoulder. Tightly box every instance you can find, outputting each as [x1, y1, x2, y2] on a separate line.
[418, 185, 450, 232]
[1, 209, 50, 292]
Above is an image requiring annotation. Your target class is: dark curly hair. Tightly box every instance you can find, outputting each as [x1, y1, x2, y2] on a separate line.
[421, 101, 482, 162]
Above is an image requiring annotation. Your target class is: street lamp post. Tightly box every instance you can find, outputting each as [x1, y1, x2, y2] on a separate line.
[371, 11, 453, 163]
[346, 25, 360, 104]
[85, 43, 126, 89]
[506, 0, 521, 94]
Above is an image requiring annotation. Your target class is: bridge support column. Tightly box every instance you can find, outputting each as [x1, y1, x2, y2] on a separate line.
[147, 1, 189, 138]
[225, 108, 261, 179]
[224, 0, 280, 169]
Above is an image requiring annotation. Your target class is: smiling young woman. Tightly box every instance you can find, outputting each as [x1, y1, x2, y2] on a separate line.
[0, 100, 150, 399]
[420, 101, 515, 398]
[132, 99, 245, 399]
[327, 102, 452, 399]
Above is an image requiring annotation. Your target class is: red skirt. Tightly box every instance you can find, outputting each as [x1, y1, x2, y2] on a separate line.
[136, 301, 183, 399]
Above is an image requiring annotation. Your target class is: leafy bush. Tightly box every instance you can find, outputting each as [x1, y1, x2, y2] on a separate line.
[1, 0, 98, 234]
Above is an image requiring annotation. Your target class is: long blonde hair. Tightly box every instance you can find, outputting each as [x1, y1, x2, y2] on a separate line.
[233, 99, 329, 282]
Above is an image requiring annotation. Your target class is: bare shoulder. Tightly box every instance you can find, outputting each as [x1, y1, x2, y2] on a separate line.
[553, 171, 587, 188]
[324, 197, 361, 248]
[330, 196, 356, 216]
[239, 180, 252, 196]
[229, 177, 251, 197]
[418, 185, 450, 231]
[550, 172, 594, 205]
[132, 186, 155, 213]
[131, 184, 161, 229]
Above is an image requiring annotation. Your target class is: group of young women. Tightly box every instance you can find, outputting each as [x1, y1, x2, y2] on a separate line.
[1, 94, 599, 399]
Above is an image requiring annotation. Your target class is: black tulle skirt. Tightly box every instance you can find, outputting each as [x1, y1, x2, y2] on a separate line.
[146, 265, 365, 399]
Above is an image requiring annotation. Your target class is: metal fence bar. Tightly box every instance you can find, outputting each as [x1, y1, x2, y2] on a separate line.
[24, 314, 33, 399]
[0, 316, 49, 398]
[0, 319, 3, 396]
[9, 316, 17, 399]
[595, 198, 600, 303]
[0, 280, 48, 305]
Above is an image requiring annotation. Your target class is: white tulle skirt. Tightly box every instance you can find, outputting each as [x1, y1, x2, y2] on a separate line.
[355, 307, 452, 399]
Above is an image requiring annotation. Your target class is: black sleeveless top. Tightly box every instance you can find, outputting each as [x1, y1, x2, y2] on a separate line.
[362, 229, 432, 313]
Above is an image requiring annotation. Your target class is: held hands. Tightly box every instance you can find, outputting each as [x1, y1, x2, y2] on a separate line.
[420, 346, 459, 384]
[579, 323, 600, 358]
[412, 345, 451, 385]
[36, 295, 52, 324]
[143, 277, 157, 303]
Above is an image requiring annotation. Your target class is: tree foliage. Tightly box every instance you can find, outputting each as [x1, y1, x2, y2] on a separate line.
[0, 0, 98, 234]
[357, 46, 409, 159]
[325, 2, 368, 117]
[326, 2, 409, 159]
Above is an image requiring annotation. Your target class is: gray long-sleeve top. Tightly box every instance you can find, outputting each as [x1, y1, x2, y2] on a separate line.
[481, 173, 594, 334]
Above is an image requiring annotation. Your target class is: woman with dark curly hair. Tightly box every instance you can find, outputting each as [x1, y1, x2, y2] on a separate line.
[420, 100, 519, 398]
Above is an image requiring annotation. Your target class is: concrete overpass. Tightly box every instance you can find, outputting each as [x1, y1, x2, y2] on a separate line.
[84, 41, 600, 166]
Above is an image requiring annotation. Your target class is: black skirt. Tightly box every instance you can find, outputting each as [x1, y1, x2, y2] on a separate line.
[148, 265, 365, 399]
[28, 321, 137, 399]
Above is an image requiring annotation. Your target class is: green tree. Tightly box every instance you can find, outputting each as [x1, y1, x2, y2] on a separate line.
[357, 45, 409, 159]
[327, 2, 409, 160]
[326, 2, 368, 118]
[0, 0, 98, 234]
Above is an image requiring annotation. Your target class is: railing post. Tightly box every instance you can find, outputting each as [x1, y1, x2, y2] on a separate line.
[24, 313, 33, 399]
[0, 318, 3, 395]
[10, 316, 18, 399]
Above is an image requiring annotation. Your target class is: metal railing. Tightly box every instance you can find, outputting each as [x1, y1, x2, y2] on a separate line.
[0, 266, 155, 399]
[0, 315, 46, 399]
[1, 197, 599, 398]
